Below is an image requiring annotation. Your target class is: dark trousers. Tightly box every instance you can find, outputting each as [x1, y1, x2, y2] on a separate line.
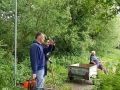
[44, 62, 47, 77]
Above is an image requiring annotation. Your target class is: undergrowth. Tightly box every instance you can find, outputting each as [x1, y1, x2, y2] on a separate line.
[0, 49, 120, 90]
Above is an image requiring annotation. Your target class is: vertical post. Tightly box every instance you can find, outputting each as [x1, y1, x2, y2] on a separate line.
[14, 0, 17, 86]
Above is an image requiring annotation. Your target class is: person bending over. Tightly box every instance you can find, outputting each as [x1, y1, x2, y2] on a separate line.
[90, 51, 103, 70]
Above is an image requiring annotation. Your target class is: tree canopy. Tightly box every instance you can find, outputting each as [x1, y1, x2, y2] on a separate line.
[0, 0, 120, 61]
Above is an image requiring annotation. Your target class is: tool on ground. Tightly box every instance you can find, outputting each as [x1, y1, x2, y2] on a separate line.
[20, 78, 36, 90]
[49, 59, 56, 89]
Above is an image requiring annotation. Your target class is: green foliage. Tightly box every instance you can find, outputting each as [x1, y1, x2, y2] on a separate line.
[1, 48, 120, 89]
[45, 64, 67, 86]
[1, 0, 120, 89]
[92, 49, 120, 90]
[95, 61, 120, 90]
[0, 50, 72, 89]
[0, 50, 30, 89]
[17, 59, 31, 83]
[0, 0, 120, 62]
[91, 15, 120, 55]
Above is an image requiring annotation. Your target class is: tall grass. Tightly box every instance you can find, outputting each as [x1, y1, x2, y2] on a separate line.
[0, 49, 120, 89]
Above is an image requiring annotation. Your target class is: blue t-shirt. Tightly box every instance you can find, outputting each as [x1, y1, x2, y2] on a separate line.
[90, 55, 99, 64]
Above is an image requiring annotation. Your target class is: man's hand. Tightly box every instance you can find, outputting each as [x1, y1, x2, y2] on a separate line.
[32, 74, 36, 79]
[49, 37, 55, 45]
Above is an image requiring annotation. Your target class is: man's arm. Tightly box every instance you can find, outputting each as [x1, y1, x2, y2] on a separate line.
[90, 60, 96, 64]
[52, 45, 55, 51]
[43, 45, 53, 54]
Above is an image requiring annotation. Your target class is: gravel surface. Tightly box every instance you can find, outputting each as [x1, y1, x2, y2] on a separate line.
[66, 79, 95, 90]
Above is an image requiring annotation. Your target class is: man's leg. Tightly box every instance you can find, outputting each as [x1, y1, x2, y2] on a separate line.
[44, 62, 47, 77]
[36, 69, 44, 90]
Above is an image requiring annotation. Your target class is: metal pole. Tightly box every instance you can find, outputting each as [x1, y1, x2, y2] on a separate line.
[14, 0, 17, 86]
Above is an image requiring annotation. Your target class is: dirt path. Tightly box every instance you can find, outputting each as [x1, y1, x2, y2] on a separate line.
[65, 79, 94, 90]
[45, 78, 95, 90]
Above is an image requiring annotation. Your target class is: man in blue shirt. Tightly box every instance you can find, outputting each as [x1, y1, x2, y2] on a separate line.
[30, 32, 53, 90]
[90, 51, 103, 70]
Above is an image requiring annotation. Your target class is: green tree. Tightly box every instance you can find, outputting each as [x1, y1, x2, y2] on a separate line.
[0, 0, 120, 61]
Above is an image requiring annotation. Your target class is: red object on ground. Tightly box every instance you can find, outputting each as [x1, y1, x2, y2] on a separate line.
[20, 79, 36, 89]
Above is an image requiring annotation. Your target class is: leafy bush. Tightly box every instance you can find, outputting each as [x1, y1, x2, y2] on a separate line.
[0, 51, 31, 89]
[1, 48, 120, 90]
[93, 49, 120, 90]
[95, 61, 120, 90]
